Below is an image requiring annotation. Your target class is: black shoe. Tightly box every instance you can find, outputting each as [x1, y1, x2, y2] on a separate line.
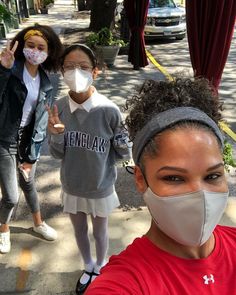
[76, 270, 92, 294]
[90, 271, 99, 282]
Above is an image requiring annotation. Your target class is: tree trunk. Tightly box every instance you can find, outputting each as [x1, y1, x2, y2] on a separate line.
[77, 0, 86, 11]
[77, 0, 92, 10]
[85, 0, 92, 10]
[90, 0, 117, 32]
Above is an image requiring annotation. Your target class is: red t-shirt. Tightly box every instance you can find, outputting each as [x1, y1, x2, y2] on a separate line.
[86, 225, 236, 294]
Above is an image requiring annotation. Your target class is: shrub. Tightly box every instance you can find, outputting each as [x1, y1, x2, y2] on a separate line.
[0, 3, 12, 23]
[86, 27, 126, 49]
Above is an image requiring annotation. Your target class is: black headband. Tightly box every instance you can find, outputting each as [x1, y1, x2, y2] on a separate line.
[132, 107, 224, 164]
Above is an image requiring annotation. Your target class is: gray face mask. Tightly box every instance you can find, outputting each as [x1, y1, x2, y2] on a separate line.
[143, 188, 229, 246]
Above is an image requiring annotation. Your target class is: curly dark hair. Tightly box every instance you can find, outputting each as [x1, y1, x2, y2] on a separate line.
[124, 77, 223, 141]
[10, 23, 64, 72]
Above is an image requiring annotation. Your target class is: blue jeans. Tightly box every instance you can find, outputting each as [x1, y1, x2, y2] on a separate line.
[18, 161, 39, 214]
[0, 144, 40, 224]
[0, 145, 19, 224]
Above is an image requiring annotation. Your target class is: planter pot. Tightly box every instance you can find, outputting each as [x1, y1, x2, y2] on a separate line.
[12, 17, 19, 29]
[40, 7, 48, 14]
[95, 45, 121, 68]
[28, 0, 37, 15]
[4, 15, 19, 31]
[0, 23, 6, 38]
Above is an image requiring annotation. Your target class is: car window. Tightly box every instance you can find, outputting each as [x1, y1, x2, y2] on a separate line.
[149, 0, 176, 8]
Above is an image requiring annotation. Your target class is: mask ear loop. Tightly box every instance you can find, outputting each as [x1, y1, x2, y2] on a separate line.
[125, 162, 149, 190]
[125, 165, 134, 174]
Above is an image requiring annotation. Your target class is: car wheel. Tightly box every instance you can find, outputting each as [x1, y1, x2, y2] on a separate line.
[176, 34, 185, 40]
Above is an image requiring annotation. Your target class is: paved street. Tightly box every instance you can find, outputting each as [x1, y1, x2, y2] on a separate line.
[0, 1, 236, 294]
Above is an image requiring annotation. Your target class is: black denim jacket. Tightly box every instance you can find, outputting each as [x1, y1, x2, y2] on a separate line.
[0, 60, 54, 163]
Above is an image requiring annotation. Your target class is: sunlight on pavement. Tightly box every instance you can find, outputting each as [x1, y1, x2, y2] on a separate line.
[224, 198, 236, 225]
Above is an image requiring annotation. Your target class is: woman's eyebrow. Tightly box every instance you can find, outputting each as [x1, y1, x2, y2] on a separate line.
[26, 41, 46, 47]
[157, 166, 188, 173]
[207, 163, 224, 171]
[157, 163, 224, 173]
[64, 61, 90, 65]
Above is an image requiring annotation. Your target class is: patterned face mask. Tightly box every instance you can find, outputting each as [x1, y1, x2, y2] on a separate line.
[23, 48, 48, 65]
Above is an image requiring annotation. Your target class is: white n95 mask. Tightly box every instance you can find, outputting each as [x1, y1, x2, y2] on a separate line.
[63, 68, 93, 93]
[143, 188, 228, 246]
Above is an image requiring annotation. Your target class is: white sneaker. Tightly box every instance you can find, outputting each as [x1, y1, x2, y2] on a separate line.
[33, 221, 57, 241]
[0, 231, 11, 254]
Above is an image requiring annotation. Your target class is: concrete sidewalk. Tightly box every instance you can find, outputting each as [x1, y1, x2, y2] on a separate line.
[0, 210, 151, 294]
[0, 1, 236, 294]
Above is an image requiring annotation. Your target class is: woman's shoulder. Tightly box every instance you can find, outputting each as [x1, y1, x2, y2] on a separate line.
[215, 224, 236, 238]
[214, 224, 236, 251]
[108, 236, 155, 265]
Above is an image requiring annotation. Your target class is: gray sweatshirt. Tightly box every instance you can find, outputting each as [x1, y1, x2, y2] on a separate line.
[49, 90, 131, 199]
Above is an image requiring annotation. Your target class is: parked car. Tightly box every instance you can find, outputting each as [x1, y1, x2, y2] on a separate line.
[145, 0, 186, 40]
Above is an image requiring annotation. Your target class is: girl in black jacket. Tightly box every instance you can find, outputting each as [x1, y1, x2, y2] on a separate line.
[0, 24, 63, 253]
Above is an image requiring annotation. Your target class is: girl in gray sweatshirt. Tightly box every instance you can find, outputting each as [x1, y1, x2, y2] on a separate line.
[47, 44, 131, 294]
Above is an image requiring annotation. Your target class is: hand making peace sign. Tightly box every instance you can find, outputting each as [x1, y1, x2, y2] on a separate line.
[47, 104, 65, 134]
[0, 40, 18, 69]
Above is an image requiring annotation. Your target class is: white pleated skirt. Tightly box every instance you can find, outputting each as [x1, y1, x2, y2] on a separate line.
[61, 190, 120, 218]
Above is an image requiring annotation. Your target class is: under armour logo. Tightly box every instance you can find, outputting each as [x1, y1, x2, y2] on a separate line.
[203, 274, 215, 284]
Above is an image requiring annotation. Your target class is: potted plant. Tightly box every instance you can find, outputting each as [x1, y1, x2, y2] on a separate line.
[0, 3, 12, 38]
[40, 0, 54, 14]
[86, 27, 126, 67]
